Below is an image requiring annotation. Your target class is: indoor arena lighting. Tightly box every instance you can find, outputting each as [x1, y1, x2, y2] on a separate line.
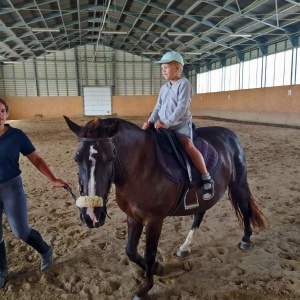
[230, 34, 252, 37]
[185, 52, 203, 55]
[167, 32, 194, 36]
[142, 51, 161, 54]
[31, 28, 60, 33]
[87, 29, 128, 35]
[101, 30, 128, 35]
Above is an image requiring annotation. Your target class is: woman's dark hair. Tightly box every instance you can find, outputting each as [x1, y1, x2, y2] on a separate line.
[0, 99, 9, 113]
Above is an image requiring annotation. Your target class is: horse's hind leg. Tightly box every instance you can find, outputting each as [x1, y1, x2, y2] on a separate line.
[229, 183, 253, 250]
[229, 178, 265, 250]
[177, 211, 206, 258]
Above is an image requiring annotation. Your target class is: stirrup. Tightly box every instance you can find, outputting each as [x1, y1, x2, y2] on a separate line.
[202, 178, 215, 201]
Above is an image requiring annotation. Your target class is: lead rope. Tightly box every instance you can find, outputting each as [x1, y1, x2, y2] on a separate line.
[63, 185, 77, 201]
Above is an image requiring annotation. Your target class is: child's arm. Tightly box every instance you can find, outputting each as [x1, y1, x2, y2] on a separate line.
[165, 80, 192, 127]
[148, 92, 163, 124]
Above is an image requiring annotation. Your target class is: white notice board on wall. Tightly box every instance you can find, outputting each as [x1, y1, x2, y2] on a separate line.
[83, 86, 112, 116]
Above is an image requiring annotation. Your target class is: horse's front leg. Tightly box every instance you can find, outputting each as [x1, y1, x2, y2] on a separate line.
[126, 216, 146, 271]
[134, 217, 164, 300]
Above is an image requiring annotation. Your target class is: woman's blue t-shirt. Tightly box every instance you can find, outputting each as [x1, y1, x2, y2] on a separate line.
[0, 125, 35, 183]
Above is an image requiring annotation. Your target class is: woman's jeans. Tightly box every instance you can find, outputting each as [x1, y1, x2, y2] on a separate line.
[0, 176, 31, 242]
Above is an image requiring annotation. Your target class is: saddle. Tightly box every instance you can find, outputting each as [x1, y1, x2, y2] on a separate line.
[149, 125, 219, 184]
[147, 124, 219, 213]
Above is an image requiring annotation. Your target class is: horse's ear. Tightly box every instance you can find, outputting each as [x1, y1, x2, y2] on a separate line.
[63, 115, 82, 137]
[106, 119, 119, 137]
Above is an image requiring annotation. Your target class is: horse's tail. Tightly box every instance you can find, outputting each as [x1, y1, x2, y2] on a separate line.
[228, 180, 267, 229]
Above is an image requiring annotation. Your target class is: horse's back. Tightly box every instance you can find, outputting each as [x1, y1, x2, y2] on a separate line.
[195, 126, 243, 153]
[195, 126, 237, 139]
[196, 126, 247, 178]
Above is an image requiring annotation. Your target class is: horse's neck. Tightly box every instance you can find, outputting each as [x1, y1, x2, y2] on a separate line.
[114, 124, 155, 182]
[116, 125, 150, 154]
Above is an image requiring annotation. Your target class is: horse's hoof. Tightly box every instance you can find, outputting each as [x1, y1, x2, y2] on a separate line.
[176, 247, 190, 258]
[133, 294, 150, 300]
[153, 262, 164, 276]
[239, 241, 253, 250]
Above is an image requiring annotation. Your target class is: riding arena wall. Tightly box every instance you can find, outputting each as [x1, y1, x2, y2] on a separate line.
[3, 84, 300, 127]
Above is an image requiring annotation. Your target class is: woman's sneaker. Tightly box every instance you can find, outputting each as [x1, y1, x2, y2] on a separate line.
[0, 269, 8, 289]
[41, 246, 53, 271]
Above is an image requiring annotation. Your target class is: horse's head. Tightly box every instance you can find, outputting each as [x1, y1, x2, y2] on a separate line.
[64, 116, 119, 228]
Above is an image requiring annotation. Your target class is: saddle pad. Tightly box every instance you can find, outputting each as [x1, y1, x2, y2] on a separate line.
[155, 135, 219, 183]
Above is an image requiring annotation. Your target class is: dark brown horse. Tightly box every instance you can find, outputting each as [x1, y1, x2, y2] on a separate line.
[64, 116, 266, 300]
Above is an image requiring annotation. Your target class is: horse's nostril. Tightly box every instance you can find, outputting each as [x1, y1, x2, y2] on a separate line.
[80, 214, 83, 223]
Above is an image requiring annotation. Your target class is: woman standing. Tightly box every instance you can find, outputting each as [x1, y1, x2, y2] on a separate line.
[0, 99, 68, 289]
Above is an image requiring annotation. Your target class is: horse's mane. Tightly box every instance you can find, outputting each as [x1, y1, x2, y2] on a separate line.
[79, 117, 143, 139]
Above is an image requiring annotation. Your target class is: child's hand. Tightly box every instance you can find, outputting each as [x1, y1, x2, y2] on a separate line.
[142, 121, 150, 130]
[154, 120, 166, 129]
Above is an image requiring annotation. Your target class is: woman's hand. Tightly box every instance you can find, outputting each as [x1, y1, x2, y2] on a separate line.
[51, 178, 69, 188]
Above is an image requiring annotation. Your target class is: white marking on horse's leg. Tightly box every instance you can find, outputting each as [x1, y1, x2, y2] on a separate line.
[88, 145, 98, 196]
[179, 229, 196, 253]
